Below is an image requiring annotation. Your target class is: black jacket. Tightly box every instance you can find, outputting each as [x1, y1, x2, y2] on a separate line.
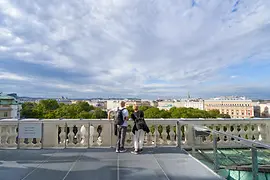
[131, 110, 150, 134]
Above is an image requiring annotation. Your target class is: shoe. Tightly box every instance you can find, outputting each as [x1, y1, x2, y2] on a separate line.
[131, 150, 139, 155]
[119, 148, 127, 153]
[138, 148, 143, 153]
[116, 150, 120, 153]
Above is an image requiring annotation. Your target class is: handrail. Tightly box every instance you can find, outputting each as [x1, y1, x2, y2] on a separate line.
[178, 120, 270, 149]
[178, 120, 269, 179]
[193, 125, 270, 150]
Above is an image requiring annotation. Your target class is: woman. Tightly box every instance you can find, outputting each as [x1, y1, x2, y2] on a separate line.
[130, 105, 149, 154]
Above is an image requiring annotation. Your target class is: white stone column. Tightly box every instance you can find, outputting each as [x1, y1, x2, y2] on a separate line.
[42, 120, 60, 148]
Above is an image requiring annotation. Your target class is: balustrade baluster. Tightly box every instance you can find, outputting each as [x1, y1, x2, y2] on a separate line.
[59, 125, 66, 147]
[67, 125, 75, 147]
[89, 124, 94, 147]
[161, 125, 167, 145]
[169, 125, 175, 145]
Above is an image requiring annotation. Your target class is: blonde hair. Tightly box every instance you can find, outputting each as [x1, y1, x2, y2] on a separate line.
[133, 104, 139, 111]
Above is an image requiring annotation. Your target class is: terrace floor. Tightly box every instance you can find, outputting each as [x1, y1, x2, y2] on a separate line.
[0, 147, 223, 180]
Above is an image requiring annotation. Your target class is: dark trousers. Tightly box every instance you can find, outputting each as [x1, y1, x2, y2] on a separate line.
[116, 126, 127, 150]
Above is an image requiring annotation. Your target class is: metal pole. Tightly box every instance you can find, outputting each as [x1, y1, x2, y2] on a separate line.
[41, 121, 44, 149]
[251, 146, 258, 180]
[177, 121, 182, 149]
[192, 126, 196, 154]
[17, 120, 20, 149]
[110, 121, 113, 148]
[64, 122, 67, 149]
[213, 133, 219, 172]
[87, 122, 90, 149]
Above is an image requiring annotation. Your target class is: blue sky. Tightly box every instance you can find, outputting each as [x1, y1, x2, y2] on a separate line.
[1, 0, 270, 99]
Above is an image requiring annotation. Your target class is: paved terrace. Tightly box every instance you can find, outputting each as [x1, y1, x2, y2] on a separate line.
[0, 147, 222, 180]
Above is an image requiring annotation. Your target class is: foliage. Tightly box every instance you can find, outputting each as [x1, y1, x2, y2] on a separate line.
[143, 107, 231, 119]
[21, 100, 230, 119]
[21, 99, 106, 119]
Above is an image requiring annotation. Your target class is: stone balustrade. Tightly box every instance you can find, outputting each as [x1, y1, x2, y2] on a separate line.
[0, 118, 269, 149]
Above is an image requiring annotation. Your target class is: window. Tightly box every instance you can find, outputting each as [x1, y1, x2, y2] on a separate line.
[4, 112, 8, 117]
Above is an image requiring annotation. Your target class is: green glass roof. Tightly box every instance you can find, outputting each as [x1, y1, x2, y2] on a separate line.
[0, 94, 15, 100]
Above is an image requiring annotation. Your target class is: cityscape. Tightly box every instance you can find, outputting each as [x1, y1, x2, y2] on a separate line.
[1, 92, 270, 119]
[1, 0, 270, 179]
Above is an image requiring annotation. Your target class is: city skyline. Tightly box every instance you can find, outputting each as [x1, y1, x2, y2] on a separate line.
[1, 1, 270, 99]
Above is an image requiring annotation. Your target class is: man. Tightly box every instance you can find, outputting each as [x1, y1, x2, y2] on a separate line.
[108, 101, 129, 153]
[130, 105, 149, 154]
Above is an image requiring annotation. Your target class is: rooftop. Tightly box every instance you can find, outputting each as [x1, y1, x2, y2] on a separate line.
[0, 148, 222, 180]
[0, 94, 15, 100]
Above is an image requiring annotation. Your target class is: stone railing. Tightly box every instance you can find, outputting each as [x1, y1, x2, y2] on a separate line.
[0, 118, 269, 149]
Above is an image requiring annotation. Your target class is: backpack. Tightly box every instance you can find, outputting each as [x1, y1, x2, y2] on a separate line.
[115, 108, 126, 125]
[134, 111, 145, 130]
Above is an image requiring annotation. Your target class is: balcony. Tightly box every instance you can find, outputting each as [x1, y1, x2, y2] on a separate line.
[0, 118, 270, 180]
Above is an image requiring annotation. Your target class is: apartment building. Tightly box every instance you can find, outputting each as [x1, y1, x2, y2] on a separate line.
[204, 96, 253, 118]
[157, 99, 204, 110]
[0, 93, 22, 119]
[125, 100, 151, 107]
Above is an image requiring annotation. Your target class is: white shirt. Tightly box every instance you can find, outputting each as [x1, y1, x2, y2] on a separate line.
[111, 107, 129, 127]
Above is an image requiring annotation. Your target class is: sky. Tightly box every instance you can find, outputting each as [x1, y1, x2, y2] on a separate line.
[1, 0, 270, 99]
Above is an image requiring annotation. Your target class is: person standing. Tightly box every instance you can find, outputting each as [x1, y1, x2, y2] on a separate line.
[130, 105, 149, 154]
[108, 101, 129, 153]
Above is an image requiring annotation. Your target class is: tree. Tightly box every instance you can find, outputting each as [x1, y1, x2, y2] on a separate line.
[91, 108, 107, 119]
[208, 109, 221, 118]
[159, 109, 171, 118]
[39, 99, 59, 111]
[76, 101, 94, 112]
[218, 113, 231, 118]
[144, 107, 161, 118]
[139, 106, 150, 111]
[126, 106, 134, 114]
[77, 111, 92, 119]
[21, 102, 37, 118]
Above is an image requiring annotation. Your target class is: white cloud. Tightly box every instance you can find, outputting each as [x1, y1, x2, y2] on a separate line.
[0, 0, 270, 97]
[0, 71, 29, 81]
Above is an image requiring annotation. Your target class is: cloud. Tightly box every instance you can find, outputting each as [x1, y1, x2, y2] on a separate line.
[0, 0, 270, 98]
[0, 70, 30, 81]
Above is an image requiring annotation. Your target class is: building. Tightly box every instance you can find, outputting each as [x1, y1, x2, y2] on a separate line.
[86, 100, 107, 110]
[157, 99, 204, 110]
[252, 101, 270, 118]
[204, 96, 253, 118]
[106, 100, 121, 110]
[0, 93, 22, 119]
[125, 99, 151, 107]
[179, 98, 204, 110]
[106, 99, 153, 110]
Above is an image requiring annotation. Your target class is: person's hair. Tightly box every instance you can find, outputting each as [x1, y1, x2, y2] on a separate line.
[120, 101, 126, 107]
[133, 104, 139, 111]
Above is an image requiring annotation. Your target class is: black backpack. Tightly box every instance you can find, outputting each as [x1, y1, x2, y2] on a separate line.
[134, 111, 145, 130]
[115, 108, 126, 125]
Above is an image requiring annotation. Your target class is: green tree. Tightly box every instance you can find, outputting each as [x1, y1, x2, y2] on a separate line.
[77, 111, 92, 119]
[39, 99, 59, 111]
[218, 113, 231, 118]
[144, 107, 161, 118]
[126, 105, 134, 114]
[208, 109, 220, 118]
[159, 109, 171, 118]
[21, 102, 37, 118]
[76, 101, 94, 112]
[91, 108, 107, 119]
[139, 106, 150, 111]
[44, 111, 56, 118]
